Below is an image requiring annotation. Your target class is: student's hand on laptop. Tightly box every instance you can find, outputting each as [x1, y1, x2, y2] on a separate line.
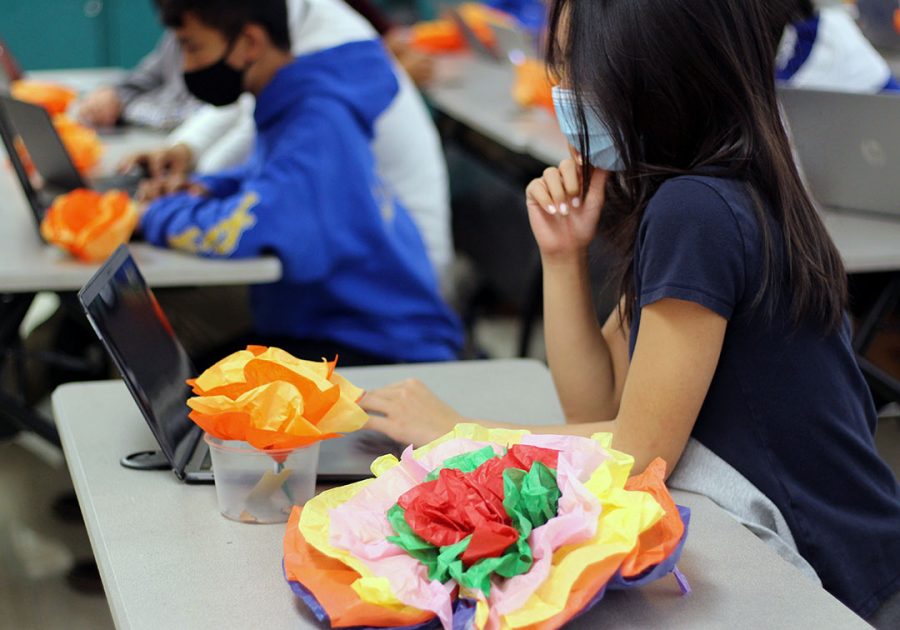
[135, 174, 208, 203]
[77, 87, 122, 128]
[119, 143, 194, 180]
[360, 379, 463, 447]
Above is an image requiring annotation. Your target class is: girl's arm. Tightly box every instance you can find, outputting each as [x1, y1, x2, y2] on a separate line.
[361, 297, 723, 476]
[525, 160, 630, 423]
[543, 255, 630, 423]
[609, 298, 725, 474]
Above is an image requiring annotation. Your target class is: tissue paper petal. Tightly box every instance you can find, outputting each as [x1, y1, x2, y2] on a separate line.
[185, 347, 366, 449]
[11, 80, 76, 115]
[620, 458, 686, 577]
[283, 507, 434, 627]
[40, 189, 137, 262]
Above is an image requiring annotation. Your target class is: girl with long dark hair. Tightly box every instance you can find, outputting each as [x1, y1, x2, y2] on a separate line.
[362, 0, 900, 622]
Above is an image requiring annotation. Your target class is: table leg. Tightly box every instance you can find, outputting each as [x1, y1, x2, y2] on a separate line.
[518, 260, 543, 358]
[0, 291, 61, 446]
[852, 275, 900, 404]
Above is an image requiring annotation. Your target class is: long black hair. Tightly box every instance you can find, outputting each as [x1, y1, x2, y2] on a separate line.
[546, 0, 847, 331]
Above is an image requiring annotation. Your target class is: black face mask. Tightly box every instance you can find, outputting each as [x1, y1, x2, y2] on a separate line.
[183, 45, 246, 106]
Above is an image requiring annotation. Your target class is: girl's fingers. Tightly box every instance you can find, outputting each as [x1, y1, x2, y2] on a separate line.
[362, 415, 396, 441]
[584, 168, 610, 210]
[559, 159, 582, 207]
[542, 167, 570, 215]
[359, 391, 393, 415]
[526, 177, 557, 215]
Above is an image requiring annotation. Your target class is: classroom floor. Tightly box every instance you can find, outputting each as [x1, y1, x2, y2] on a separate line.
[1, 312, 898, 629]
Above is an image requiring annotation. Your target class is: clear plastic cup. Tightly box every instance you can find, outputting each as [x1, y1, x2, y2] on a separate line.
[204, 435, 320, 524]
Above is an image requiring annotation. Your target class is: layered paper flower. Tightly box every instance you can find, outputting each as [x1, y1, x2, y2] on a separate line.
[512, 59, 554, 113]
[11, 79, 77, 115]
[52, 115, 103, 175]
[40, 189, 138, 262]
[283, 425, 690, 630]
[186, 346, 368, 451]
[410, 3, 508, 53]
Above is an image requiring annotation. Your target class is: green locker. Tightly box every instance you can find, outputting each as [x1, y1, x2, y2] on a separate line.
[1, 0, 163, 71]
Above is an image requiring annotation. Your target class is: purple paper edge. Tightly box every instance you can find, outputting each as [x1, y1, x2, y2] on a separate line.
[568, 505, 692, 624]
[283, 553, 476, 630]
[608, 505, 692, 589]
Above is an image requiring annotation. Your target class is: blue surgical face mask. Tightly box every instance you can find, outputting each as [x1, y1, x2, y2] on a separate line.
[551, 86, 624, 171]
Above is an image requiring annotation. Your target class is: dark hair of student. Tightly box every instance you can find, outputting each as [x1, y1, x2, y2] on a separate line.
[545, 0, 847, 332]
[155, 0, 291, 51]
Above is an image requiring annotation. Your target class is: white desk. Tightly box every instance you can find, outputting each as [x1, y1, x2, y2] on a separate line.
[427, 55, 900, 275]
[53, 359, 867, 630]
[822, 209, 900, 274]
[428, 56, 566, 159]
[0, 134, 282, 293]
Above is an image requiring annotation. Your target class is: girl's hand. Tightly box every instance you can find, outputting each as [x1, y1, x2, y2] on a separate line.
[360, 379, 463, 447]
[525, 159, 609, 262]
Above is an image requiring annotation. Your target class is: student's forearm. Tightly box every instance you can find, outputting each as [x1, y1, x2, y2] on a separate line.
[542, 255, 619, 423]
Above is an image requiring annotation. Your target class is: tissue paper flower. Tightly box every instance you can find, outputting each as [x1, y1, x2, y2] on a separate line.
[283, 425, 690, 630]
[410, 3, 507, 53]
[186, 346, 368, 451]
[11, 79, 77, 115]
[53, 115, 103, 175]
[40, 189, 138, 262]
[512, 59, 554, 113]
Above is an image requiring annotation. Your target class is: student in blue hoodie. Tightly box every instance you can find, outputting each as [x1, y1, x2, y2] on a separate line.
[139, 0, 462, 365]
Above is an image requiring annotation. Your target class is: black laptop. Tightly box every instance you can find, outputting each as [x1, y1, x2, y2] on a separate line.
[0, 94, 142, 226]
[78, 245, 397, 484]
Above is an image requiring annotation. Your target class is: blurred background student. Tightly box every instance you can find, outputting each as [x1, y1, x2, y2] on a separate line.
[123, 0, 453, 287]
[774, 0, 899, 92]
[137, 0, 462, 366]
[77, 0, 435, 131]
[76, 31, 201, 130]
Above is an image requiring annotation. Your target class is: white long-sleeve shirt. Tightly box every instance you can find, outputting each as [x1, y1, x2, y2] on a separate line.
[168, 0, 453, 281]
[776, 5, 898, 93]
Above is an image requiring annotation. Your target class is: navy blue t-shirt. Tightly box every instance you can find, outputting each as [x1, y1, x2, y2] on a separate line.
[628, 175, 900, 616]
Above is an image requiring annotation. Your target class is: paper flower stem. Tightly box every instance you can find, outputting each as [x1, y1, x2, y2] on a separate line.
[275, 460, 296, 506]
[242, 466, 295, 522]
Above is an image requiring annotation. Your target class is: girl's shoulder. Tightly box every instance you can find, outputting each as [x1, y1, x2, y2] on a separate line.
[641, 174, 769, 270]
[645, 174, 758, 233]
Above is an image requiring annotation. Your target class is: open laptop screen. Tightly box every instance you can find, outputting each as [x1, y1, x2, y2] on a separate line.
[778, 87, 899, 218]
[78, 245, 199, 472]
[0, 95, 85, 195]
[0, 95, 48, 227]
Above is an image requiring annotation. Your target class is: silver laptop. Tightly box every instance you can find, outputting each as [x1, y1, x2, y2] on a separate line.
[78, 245, 402, 484]
[778, 87, 900, 218]
[490, 23, 538, 63]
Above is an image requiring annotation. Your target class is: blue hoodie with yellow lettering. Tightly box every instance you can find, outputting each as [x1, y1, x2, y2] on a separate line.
[140, 41, 462, 361]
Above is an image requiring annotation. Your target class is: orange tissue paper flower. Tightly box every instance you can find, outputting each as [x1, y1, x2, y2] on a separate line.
[40, 189, 138, 262]
[11, 79, 77, 116]
[512, 59, 555, 112]
[52, 115, 103, 175]
[186, 346, 368, 451]
[410, 3, 507, 53]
